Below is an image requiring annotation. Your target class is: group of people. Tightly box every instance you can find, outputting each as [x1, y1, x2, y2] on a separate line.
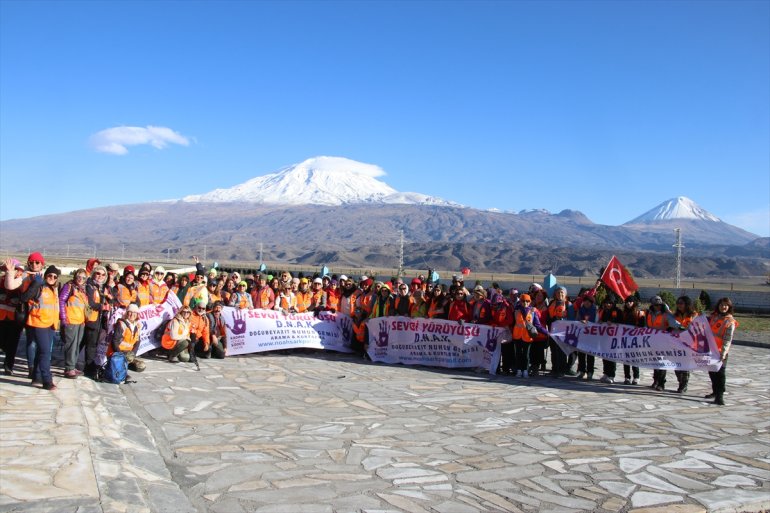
[0, 253, 737, 405]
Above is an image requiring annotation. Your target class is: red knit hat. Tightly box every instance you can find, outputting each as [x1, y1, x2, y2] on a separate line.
[27, 252, 45, 264]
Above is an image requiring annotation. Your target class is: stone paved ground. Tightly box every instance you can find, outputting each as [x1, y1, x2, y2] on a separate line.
[1, 341, 769, 513]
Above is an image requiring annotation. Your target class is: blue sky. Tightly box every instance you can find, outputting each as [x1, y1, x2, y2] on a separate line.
[1, 0, 768, 236]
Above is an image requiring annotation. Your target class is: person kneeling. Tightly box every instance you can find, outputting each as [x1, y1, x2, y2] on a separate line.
[206, 301, 227, 359]
[162, 306, 192, 363]
[113, 304, 145, 372]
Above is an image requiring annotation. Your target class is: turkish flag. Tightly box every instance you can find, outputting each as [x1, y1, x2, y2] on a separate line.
[600, 256, 639, 300]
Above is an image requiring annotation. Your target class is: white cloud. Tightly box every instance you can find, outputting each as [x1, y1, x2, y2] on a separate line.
[723, 206, 770, 237]
[89, 125, 190, 155]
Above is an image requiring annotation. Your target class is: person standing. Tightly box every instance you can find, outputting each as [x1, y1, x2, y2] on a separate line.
[645, 295, 677, 391]
[619, 295, 644, 384]
[0, 259, 26, 375]
[598, 295, 621, 384]
[707, 297, 737, 406]
[545, 287, 574, 378]
[672, 295, 698, 393]
[59, 268, 88, 378]
[511, 293, 548, 378]
[83, 266, 108, 379]
[576, 295, 598, 380]
[21, 265, 61, 390]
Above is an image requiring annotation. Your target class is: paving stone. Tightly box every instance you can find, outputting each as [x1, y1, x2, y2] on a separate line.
[630, 491, 683, 507]
[690, 489, 770, 511]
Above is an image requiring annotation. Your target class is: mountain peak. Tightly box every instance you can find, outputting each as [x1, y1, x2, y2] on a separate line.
[182, 156, 459, 207]
[625, 196, 721, 224]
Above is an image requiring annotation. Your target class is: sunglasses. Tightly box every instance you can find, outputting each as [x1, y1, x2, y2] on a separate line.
[94, 271, 106, 276]
[45, 274, 58, 279]
[30, 261, 43, 265]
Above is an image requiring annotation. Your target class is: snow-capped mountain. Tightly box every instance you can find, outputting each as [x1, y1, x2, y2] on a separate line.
[625, 196, 721, 224]
[182, 156, 460, 207]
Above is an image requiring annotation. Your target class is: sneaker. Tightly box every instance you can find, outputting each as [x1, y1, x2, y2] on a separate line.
[676, 385, 688, 394]
[64, 370, 78, 379]
[168, 356, 179, 363]
[714, 396, 725, 406]
[3, 367, 12, 376]
[565, 369, 578, 377]
[704, 393, 715, 399]
[43, 383, 57, 391]
[587, 373, 593, 381]
[623, 378, 631, 385]
[31, 379, 42, 386]
[631, 378, 639, 385]
[579, 372, 587, 380]
[649, 381, 659, 389]
[522, 370, 529, 378]
[600, 375, 613, 384]
[540, 364, 546, 371]
[655, 385, 665, 391]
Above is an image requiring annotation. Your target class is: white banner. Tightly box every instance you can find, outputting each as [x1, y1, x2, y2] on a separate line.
[550, 315, 723, 372]
[222, 307, 353, 355]
[366, 317, 506, 374]
[96, 293, 182, 365]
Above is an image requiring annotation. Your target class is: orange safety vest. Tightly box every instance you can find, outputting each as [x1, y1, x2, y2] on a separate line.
[427, 299, 445, 319]
[490, 304, 513, 328]
[150, 281, 169, 305]
[709, 314, 737, 352]
[393, 295, 414, 316]
[295, 290, 312, 313]
[86, 286, 101, 323]
[357, 290, 375, 315]
[339, 292, 357, 316]
[252, 287, 273, 309]
[309, 289, 324, 310]
[64, 286, 88, 325]
[190, 311, 210, 350]
[325, 290, 340, 311]
[117, 284, 138, 307]
[28, 286, 60, 330]
[278, 292, 296, 311]
[675, 312, 697, 329]
[136, 282, 151, 306]
[0, 282, 20, 321]
[512, 308, 535, 343]
[352, 320, 367, 343]
[162, 319, 188, 350]
[646, 310, 668, 330]
[112, 318, 139, 354]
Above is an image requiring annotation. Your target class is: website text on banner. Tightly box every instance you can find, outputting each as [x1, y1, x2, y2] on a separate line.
[95, 293, 182, 365]
[550, 316, 723, 372]
[221, 307, 353, 355]
[366, 316, 506, 374]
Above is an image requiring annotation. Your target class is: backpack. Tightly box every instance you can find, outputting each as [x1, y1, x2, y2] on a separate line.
[103, 352, 128, 384]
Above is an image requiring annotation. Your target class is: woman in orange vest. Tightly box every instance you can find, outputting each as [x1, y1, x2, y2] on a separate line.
[511, 293, 548, 378]
[59, 268, 88, 379]
[672, 295, 698, 393]
[426, 285, 449, 320]
[646, 295, 677, 391]
[83, 265, 108, 379]
[116, 266, 140, 308]
[324, 279, 341, 313]
[706, 297, 737, 406]
[545, 287, 574, 378]
[162, 306, 192, 362]
[370, 284, 393, 318]
[111, 303, 141, 362]
[598, 295, 621, 384]
[21, 265, 61, 390]
[150, 266, 170, 305]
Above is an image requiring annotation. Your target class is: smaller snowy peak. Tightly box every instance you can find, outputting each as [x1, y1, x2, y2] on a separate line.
[182, 156, 458, 207]
[625, 196, 721, 224]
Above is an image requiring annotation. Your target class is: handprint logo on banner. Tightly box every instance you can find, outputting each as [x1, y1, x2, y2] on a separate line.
[563, 324, 581, 348]
[484, 329, 499, 352]
[375, 320, 390, 348]
[688, 321, 711, 354]
[339, 315, 352, 341]
[227, 309, 247, 335]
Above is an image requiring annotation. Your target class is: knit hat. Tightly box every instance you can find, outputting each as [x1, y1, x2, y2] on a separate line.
[154, 266, 166, 275]
[45, 265, 61, 277]
[107, 262, 119, 271]
[313, 277, 323, 285]
[519, 293, 531, 302]
[124, 265, 135, 275]
[650, 295, 663, 305]
[27, 252, 45, 264]
[126, 304, 140, 314]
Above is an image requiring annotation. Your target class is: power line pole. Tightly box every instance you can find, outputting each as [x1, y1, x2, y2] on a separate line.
[203, 245, 207, 262]
[398, 230, 405, 277]
[673, 228, 684, 289]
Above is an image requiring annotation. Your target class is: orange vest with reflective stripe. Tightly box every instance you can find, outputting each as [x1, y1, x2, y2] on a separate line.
[513, 309, 535, 343]
[117, 284, 137, 308]
[150, 281, 169, 305]
[64, 287, 88, 325]
[278, 293, 296, 311]
[352, 320, 366, 342]
[295, 290, 311, 313]
[114, 319, 139, 353]
[709, 314, 737, 352]
[28, 286, 60, 330]
[137, 282, 151, 306]
[675, 312, 697, 329]
[0, 282, 20, 321]
[162, 319, 188, 350]
[86, 287, 101, 323]
[325, 290, 340, 311]
[646, 310, 667, 329]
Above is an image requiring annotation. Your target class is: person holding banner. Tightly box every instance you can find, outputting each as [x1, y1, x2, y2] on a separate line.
[598, 296, 622, 384]
[646, 295, 677, 391]
[427, 285, 449, 320]
[59, 268, 88, 378]
[576, 295, 598, 380]
[324, 279, 341, 313]
[206, 301, 227, 359]
[512, 293, 548, 378]
[190, 303, 211, 359]
[116, 267, 140, 308]
[251, 274, 275, 310]
[370, 283, 393, 318]
[707, 297, 737, 406]
[230, 281, 253, 309]
[619, 295, 644, 385]
[545, 287, 574, 378]
[150, 267, 169, 305]
[82, 266, 108, 379]
[448, 289, 472, 323]
[672, 296, 698, 393]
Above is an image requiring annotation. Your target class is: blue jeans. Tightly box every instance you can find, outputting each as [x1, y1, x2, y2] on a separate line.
[27, 327, 54, 384]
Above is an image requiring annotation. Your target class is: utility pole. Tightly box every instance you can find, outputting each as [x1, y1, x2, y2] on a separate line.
[398, 230, 405, 277]
[673, 228, 684, 289]
[259, 242, 263, 264]
[203, 245, 207, 262]
[122, 244, 125, 259]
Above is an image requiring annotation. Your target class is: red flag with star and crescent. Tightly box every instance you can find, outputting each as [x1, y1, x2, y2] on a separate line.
[600, 256, 639, 299]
